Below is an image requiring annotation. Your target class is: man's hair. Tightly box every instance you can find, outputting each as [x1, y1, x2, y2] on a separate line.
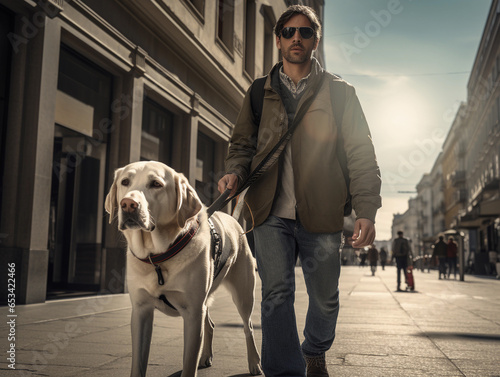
[397, 231, 403, 236]
[439, 236, 444, 241]
[274, 5, 322, 41]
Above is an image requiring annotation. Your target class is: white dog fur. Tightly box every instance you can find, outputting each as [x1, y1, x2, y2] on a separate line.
[105, 161, 262, 377]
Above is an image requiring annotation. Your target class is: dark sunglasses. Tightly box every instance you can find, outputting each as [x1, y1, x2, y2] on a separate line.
[280, 26, 315, 40]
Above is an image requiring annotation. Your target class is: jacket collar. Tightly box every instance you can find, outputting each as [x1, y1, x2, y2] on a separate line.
[265, 57, 324, 91]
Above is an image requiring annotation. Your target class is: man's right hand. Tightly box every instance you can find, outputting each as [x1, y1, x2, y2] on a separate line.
[218, 173, 239, 197]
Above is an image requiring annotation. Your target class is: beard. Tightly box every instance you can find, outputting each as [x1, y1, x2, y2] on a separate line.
[282, 43, 312, 64]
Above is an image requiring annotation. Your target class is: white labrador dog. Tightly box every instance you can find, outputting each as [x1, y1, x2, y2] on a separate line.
[105, 161, 262, 377]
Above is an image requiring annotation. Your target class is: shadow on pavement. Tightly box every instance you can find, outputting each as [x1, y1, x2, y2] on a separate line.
[168, 370, 255, 377]
[415, 332, 500, 342]
[218, 323, 262, 330]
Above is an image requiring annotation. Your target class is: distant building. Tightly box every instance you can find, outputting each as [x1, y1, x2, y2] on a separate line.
[391, 197, 418, 257]
[393, 0, 500, 275]
[430, 153, 445, 239]
[458, 0, 500, 273]
[416, 173, 433, 256]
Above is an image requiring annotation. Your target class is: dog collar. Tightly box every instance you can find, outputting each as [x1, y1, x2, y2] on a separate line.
[130, 219, 200, 285]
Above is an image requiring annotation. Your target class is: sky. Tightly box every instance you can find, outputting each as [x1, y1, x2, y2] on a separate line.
[323, 0, 492, 241]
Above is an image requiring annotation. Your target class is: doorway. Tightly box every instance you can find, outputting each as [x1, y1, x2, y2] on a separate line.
[47, 45, 112, 299]
[47, 126, 106, 298]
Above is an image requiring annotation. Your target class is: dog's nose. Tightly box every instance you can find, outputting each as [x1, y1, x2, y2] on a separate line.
[120, 198, 138, 213]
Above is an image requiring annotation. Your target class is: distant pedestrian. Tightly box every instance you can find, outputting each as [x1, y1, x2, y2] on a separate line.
[367, 245, 378, 276]
[432, 236, 448, 279]
[447, 237, 458, 279]
[487, 250, 498, 276]
[379, 247, 388, 270]
[391, 231, 411, 291]
[360, 250, 367, 267]
[424, 252, 432, 273]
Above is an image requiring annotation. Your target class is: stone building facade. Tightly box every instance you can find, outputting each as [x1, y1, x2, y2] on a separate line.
[0, 0, 325, 303]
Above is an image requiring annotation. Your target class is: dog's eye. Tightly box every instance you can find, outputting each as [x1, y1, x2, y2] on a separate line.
[121, 178, 130, 186]
[152, 180, 163, 188]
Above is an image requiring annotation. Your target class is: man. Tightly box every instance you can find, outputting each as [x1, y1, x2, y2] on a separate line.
[367, 244, 379, 276]
[379, 246, 388, 270]
[446, 236, 458, 279]
[218, 5, 381, 377]
[391, 231, 411, 291]
[432, 236, 448, 279]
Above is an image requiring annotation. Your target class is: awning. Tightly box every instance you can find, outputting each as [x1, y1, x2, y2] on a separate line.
[458, 213, 484, 229]
[479, 198, 500, 216]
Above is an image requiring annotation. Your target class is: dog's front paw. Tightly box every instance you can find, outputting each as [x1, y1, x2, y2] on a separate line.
[198, 355, 213, 369]
[249, 363, 263, 375]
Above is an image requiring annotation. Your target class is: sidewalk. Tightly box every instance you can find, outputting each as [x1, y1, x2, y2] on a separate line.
[2, 266, 500, 376]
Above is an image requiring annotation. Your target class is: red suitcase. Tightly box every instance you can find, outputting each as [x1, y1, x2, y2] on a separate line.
[405, 266, 415, 291]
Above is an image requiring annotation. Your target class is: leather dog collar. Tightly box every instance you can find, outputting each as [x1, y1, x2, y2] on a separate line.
[130, 219, 200, 285]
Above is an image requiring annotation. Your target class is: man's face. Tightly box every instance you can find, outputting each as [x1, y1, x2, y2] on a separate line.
[276, 14, 319, 65]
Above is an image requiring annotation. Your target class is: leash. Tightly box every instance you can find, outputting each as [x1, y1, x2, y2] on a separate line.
[207, 77, 323, 217]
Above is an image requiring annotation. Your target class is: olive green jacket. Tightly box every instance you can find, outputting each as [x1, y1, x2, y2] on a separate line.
[225, 59, 381, 233]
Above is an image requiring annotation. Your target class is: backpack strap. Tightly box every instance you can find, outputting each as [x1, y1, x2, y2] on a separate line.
[250, 76, 267, 125]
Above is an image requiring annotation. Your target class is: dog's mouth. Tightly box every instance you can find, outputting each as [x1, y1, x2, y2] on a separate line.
[120, 213, 155, 232]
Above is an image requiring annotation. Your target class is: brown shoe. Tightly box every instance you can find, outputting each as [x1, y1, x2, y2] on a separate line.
[304, 354, 329, 377]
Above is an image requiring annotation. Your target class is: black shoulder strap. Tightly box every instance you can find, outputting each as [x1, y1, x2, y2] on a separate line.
[250, 76, 267, 125]
[327, 73, 352, 216]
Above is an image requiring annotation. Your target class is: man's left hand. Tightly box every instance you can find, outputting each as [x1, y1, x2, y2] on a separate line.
[351, 218, 376, 248]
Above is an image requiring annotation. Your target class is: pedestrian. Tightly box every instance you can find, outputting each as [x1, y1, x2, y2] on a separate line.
[217, 5, 382, 376]
[432, 236, 448, 279]
[447, 237, 458, 279]
[424, 251, 432, 273]
[379, 247, 388, 270]
[391, 231, 411, 291]
[359, 249, 367, 267]
[367, 245, 378, 276]
[487, 250, 498, 276]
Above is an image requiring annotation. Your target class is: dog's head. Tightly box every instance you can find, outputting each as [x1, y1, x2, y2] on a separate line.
[105, 161, 203, 233]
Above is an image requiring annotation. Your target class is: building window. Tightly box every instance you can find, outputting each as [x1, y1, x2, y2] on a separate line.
[196, 131, 216, 206]
[262, 7, 275, 75]
[57, 46, 113, 139]
[244, 0, 256, 78]
[141, 98, 174, 164]
[184, 0, 205, 20]
[218, 0, 234, 54]
[50, 46, 113, 292]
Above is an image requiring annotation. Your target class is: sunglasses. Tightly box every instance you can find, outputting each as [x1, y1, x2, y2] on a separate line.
[280, 26, 315, 40]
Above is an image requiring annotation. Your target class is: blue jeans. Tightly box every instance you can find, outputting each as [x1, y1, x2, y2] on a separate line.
[253, 216, 343, 377]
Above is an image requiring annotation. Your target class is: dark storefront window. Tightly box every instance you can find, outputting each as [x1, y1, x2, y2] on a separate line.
[141, 98, 174, 164]
[196, 131, 216, 205]
[49, 46, 112, 297]
[57, 46, 113, 138]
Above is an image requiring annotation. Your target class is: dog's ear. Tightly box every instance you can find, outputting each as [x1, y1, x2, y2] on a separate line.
[105, 167, 124, 224]
[175, 173, 202, 228]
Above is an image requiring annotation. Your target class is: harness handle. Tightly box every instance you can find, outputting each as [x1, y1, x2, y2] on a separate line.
[207, 189, 231, 217]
